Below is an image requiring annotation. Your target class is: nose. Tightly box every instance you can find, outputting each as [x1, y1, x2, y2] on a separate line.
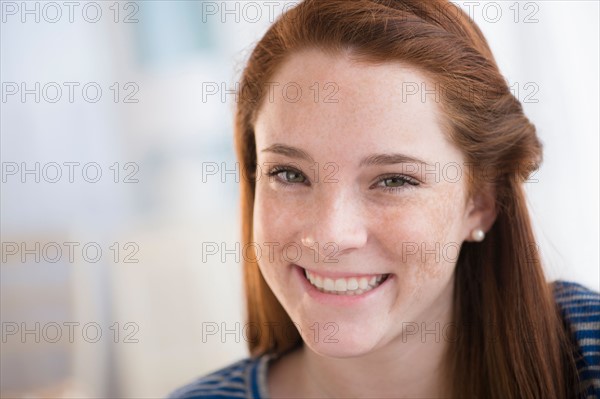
[300, 186, 368, 260]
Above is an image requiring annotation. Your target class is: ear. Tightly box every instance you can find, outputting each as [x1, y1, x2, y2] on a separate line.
[464, 184, 497, 242]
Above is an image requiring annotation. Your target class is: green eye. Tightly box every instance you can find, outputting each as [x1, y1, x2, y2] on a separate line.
[383, 177, 407, 187]
[374, 174, 420, 194]
[267, 166, 307, 185]
[283, 170, 305, 183]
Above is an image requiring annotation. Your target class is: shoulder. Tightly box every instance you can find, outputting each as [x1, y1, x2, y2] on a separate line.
[552, 280, 600, 319]
[551, 280, 599, 345]
[167, 355, 270, 399]
[551, 280, 600, 397]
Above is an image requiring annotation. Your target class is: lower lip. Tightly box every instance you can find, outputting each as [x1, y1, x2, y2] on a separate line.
[293, 264, 394, 306]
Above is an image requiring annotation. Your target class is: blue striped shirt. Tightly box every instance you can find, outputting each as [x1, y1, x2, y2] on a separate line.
[169, 280, 600, 398]
[554, 281, 600, 398]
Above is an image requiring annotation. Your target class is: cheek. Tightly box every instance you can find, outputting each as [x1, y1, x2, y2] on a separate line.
[376, 187, 465, 283]
[252, 183, 306, 291]
[253, 184, 298, 250]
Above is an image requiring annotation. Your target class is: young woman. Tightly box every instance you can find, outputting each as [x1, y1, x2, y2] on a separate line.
[170, 1, 599, 398]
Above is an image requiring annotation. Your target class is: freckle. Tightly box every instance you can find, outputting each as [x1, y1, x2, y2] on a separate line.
[425, 263, 445, 280]
[416, 250, 447, 281]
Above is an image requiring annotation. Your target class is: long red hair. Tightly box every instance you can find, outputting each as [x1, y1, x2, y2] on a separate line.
[233, 1, 581, 397]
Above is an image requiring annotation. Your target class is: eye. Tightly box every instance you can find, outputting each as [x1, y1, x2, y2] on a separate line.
[373, 174, 420, 193]
[267, 165, 308, 185]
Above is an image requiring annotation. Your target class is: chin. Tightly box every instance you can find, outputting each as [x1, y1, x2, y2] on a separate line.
[295, 317, 386, 358]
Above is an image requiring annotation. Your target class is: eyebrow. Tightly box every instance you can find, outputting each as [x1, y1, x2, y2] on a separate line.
[260, 143, 431, 167]
[261, 144, 315, 163]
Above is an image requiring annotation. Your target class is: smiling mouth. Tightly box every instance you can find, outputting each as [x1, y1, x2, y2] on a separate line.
[303, 269, 391, 296]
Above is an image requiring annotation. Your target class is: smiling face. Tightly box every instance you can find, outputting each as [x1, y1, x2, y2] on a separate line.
[252, 48, 488, 358]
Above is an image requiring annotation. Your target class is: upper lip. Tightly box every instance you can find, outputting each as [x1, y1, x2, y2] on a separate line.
[295, 264, 390, 279]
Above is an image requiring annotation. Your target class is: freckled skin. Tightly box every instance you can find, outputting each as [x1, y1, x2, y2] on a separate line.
[252, 49, 489, 390]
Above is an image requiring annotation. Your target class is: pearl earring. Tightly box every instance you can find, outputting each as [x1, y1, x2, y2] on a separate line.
[471, 228, 485, 242]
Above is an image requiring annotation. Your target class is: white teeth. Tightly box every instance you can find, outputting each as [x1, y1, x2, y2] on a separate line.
[315, 275, 323, 288]
[334, 279, 347, 291]
[347, 278, 359, 290]
[358, 278, 369, 289]
[306, 270, 312, 282]
[304, 269, 388, 295]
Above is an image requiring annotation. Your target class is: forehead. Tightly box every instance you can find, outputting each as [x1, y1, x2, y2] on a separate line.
[254, 49, 461, 165]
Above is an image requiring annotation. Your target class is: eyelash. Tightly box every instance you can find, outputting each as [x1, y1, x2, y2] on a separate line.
[266, 165, 420, 193]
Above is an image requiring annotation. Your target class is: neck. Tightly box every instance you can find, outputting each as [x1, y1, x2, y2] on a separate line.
[303, 332, 450, 396]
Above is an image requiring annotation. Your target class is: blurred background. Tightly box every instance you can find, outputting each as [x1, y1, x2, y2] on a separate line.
[1, 1, 598, 397]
